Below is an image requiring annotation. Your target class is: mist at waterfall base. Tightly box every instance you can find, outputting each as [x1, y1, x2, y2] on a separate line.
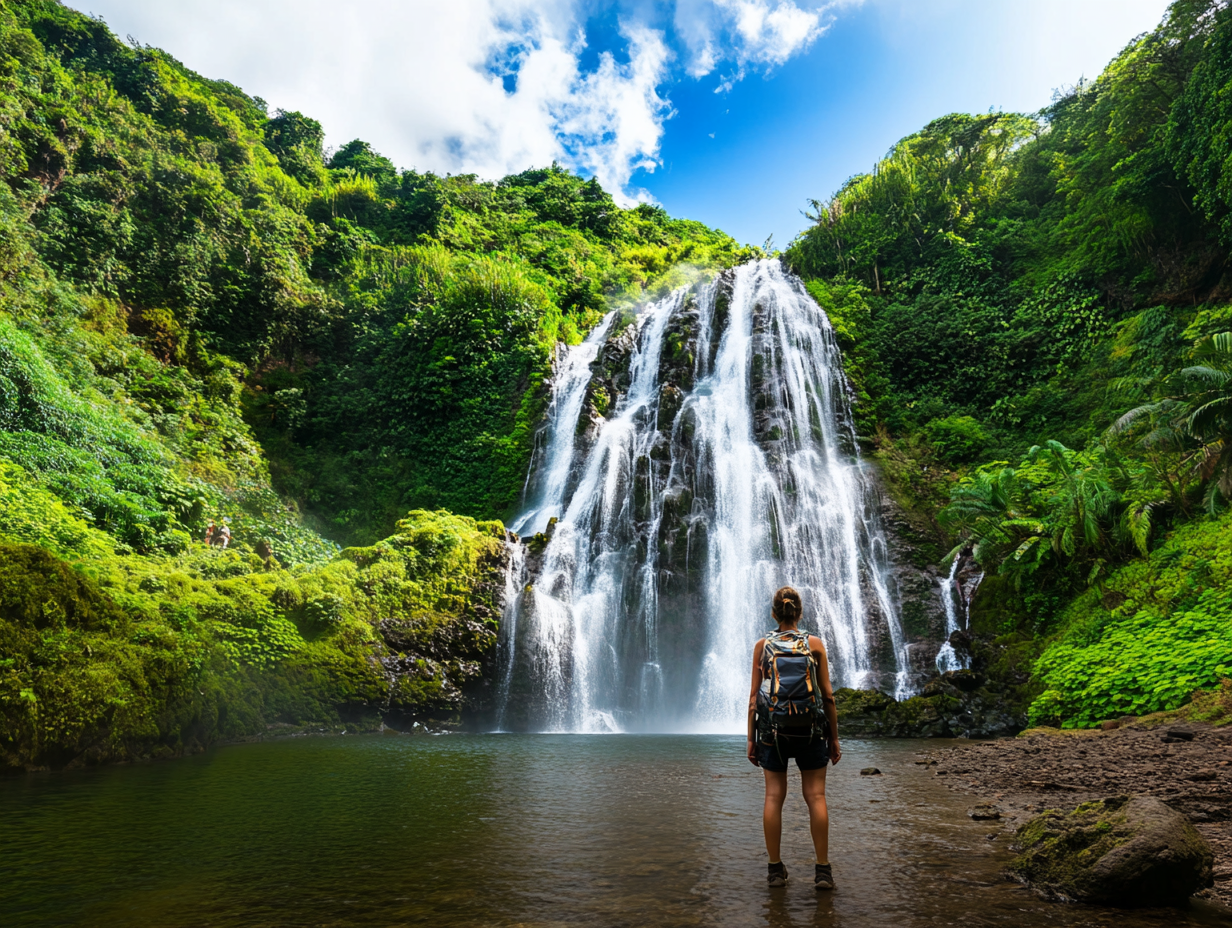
[497, 260, 911, 735]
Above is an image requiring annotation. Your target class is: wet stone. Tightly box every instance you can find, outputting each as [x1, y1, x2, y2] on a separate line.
[968, 803, 1001, 821]
[1009, 796, 1214, 907]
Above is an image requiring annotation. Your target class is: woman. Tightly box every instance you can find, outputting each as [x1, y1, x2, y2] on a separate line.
[747, 586, 842, 890]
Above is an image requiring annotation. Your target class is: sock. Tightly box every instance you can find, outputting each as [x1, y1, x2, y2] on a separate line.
[816, 859, 829, 866]
[769, 860, 782, 866]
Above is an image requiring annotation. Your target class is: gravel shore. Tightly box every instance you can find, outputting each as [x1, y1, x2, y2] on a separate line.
[917, 722, 1232, 908]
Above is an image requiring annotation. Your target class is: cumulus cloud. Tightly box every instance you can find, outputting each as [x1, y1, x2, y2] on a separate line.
[675, 0, 837, 85]
[85, 0, 835, 202]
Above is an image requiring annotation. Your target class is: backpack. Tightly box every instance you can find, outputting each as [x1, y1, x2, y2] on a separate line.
[755, 629, 826, 737]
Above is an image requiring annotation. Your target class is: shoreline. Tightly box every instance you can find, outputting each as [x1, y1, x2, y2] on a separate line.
[917, 722, 1232, 909]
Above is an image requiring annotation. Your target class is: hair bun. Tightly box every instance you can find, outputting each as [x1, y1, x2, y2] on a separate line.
[772, 585, 802, 623]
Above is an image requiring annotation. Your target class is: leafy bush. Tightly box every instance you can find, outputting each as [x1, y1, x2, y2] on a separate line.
[924, 415, 989, 464]
[0, 460, 113, 558]
[1030, 602, 1232, 728]
[1028, 509, 1232, 727]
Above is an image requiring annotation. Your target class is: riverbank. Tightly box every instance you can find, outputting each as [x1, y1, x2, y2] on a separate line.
[921, 721, 1232, 908]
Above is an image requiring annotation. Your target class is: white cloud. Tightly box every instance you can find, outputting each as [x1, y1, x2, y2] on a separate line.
[83, 1, 831, 202]
[553, 25, 675, 203]
[675, 0, 836, 84]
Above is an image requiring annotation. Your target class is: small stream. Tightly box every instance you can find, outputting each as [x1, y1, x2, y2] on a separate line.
[3, 735, 1227, 927]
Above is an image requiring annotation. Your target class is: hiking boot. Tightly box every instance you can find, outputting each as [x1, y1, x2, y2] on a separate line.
[767, 862, 788, 887]
[814, 863, 834, 891]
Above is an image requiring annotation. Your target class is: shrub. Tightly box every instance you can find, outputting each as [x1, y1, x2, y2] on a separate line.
[924, 415, 989, 464]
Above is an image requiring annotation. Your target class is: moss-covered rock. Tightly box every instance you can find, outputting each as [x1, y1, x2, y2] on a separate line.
[1009, 796, 1214, 907]
[834, 685, 1025, 738]
[0, 510, 509, 769]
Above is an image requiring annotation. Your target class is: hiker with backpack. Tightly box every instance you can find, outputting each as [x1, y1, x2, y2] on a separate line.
[747, 586, 842, 891]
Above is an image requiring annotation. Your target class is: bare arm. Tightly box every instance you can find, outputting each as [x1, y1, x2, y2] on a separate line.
[810, 635, 842, 765]
[747, 639, 765, 765]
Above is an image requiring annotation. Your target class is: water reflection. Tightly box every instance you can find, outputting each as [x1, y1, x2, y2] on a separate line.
[0, 735, 1227, 927]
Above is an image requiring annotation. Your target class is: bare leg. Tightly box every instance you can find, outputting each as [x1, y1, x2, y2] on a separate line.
[800, 766, 829, 863]
[762, 768, 788, 861]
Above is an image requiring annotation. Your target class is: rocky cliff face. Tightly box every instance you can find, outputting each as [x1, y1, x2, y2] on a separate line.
[864, 468, 949, 686]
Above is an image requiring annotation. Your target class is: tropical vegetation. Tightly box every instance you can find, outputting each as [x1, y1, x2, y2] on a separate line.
[6, 0, 1232, 762]
[787, 0, 1232, 727]
[0, 0, 750, 766]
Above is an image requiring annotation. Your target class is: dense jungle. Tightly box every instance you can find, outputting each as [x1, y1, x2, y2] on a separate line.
[1, 0, 1231, 770]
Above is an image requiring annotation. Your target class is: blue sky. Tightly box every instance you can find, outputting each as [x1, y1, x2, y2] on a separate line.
[648, 0, 1172, 247]
[85, 1, 1171, 247]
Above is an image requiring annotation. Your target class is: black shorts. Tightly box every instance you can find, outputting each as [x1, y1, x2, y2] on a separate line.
[756, 731, 829, 772]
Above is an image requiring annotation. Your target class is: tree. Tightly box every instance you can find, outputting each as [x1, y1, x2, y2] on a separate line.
[264, 109, 326, 185]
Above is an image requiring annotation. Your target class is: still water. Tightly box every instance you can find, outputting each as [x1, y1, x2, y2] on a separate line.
[2, 735, 1227, 927]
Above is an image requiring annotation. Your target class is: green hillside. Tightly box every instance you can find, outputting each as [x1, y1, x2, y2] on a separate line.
[0, 0, 750, 767]
[787, 0, 1232, 727]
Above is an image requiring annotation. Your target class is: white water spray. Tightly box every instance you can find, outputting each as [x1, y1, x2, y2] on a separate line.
[499, 261, 910, 732]
[935, 558, 965, 673]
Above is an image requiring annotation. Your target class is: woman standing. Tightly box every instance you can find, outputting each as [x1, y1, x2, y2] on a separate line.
[747, 586, 842, 890]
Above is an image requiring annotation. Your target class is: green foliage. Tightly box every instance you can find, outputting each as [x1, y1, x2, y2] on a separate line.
[1028, 508, 1232, 727]
[787, 0, 1230, 452]
[941, 440, 1158, 586]
[1167, 3, 1232, 245]
[924, 415, 988, 464]
[1112, 331, 1232, 510]
[0, 509, 506, 767]
[0, 459, 113, 557]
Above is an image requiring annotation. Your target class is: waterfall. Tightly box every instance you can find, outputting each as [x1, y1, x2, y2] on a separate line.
[498, 259, 910, 733]
[935, 557, 983, 673]
[935, 558, 965, 673]
[511, 312, 616, 537]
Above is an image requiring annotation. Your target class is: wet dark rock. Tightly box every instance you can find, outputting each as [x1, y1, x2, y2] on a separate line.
[834, 686, 1024, 739]
[860, 767, 882, 776]
[863, 465, 952, 690]
[969, 803, 1001, 820]
[1009, 796, 1214, 907]
[942, 669, 985, 692]
[1166, 727, 1196, 741]
[657, 383, 684, 431]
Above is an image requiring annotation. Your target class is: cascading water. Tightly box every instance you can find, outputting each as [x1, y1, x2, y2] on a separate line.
[498, 260, 910, 733]
[511, 313, 616, 538]
[935, 558, 965, 673]
[934, 557, 983, 674]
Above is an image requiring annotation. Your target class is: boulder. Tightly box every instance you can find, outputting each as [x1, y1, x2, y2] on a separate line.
[1008, 796, 1214, 907]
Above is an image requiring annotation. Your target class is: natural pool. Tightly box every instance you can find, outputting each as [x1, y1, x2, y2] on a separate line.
[1, 735, 1227, 927]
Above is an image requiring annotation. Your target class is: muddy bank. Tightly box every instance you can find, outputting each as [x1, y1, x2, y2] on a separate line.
[918, 722, 1232, 908]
